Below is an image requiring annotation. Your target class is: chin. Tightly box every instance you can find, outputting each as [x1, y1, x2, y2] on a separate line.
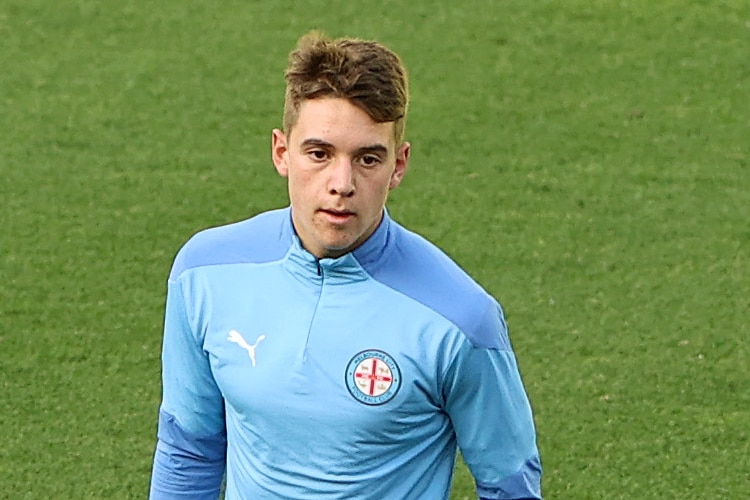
[320, 239, 358, 257]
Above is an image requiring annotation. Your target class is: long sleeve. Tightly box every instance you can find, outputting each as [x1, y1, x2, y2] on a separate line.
[149, 276, 227, 498]
[443, 305, 542, 500]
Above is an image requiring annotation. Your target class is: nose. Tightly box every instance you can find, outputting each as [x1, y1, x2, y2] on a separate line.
[328, 158, 355, 197]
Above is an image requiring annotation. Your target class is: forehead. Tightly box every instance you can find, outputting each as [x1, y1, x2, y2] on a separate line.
[289, 98, 396, 149]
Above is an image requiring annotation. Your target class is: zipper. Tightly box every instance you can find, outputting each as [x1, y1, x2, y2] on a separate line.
[300, 258, 324, 362]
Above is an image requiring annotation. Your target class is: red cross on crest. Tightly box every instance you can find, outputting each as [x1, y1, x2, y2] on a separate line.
[346, 349, 401, 405]
[354, 357, 393, 396]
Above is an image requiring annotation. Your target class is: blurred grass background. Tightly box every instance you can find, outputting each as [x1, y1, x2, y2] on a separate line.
[1, 0, 748, 498]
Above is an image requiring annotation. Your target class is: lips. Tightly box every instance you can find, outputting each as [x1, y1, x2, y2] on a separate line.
[320, 208, 355, 223]
[323, 208, 354, 216]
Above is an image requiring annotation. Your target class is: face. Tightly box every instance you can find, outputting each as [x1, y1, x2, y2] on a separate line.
[272, 97, 410, 259]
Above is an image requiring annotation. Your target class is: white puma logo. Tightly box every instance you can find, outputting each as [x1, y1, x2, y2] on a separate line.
[228, 330, 266, 367]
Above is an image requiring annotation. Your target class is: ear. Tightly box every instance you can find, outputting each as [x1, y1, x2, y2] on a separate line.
[389, 142, 410, 189]
[271, 128, 289, 177]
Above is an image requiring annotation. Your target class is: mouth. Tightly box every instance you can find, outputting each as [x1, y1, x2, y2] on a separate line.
[319, 208, 355, 223]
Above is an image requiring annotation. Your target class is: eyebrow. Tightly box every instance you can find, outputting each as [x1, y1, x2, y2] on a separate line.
[300, 138, 333, 149]
[355, 144, 389, 157]
[300, 138, 389, 156]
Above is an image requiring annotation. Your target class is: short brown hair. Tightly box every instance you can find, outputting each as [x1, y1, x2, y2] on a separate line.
[283, 31, 409, 142]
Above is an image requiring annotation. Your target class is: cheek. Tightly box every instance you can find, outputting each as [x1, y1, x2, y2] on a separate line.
[286, 174, 302, 202]
[369, 185, 393, 210]
[287, 171, 316, 204]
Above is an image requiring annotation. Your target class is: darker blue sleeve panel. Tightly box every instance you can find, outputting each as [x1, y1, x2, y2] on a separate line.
[149, 410, 226, 499]
[358, 219, 510, 350]
[477, 455, 543, 500]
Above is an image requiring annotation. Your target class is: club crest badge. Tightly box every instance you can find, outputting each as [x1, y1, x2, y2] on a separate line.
[345, 350, 401, 405]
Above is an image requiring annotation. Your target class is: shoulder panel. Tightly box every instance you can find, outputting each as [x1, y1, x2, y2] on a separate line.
[170, 208, 292, 279]
[361, 222, 510, 350]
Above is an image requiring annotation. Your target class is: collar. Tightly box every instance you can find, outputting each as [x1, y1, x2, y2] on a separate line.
[284, 208, 393, 282]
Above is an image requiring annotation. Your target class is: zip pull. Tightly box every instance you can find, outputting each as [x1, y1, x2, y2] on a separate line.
[316, 259, 322, 276]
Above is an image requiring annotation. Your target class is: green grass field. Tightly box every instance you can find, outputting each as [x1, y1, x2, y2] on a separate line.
[2, 0, 748, 498]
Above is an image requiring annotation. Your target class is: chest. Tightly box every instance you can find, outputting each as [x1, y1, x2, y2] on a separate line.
[198, 268, 457, 432]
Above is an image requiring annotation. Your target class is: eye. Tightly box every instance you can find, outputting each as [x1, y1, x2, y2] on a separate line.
[307, 149, 329, 162]
[359, 154, 382, 168]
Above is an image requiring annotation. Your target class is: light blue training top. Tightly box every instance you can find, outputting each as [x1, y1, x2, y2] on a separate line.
[149, 207, 542, 499]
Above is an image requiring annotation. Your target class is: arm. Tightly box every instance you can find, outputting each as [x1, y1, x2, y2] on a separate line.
[443, 305, 542, 500]
[150, 276, 227, 499]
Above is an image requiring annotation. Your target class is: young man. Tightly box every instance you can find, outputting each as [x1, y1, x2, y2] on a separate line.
[150, 32, 542, 499]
